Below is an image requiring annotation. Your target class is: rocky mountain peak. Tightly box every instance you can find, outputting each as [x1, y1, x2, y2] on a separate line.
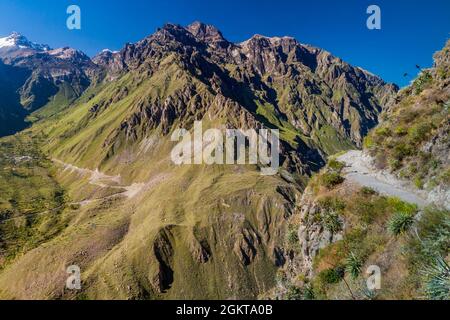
[148, 23, 200, 49]
[186, 21, 227, 44]
[47, 47, 90, 62]
[92, 49, 117, 64]
[242, 34, 296, 45]
[0, 32, 51, 51]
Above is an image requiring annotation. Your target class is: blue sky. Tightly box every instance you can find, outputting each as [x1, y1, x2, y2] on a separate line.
[0, 0, 449, 87]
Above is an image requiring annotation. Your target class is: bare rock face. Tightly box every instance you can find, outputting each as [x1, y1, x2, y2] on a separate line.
[186, 21, 228, 47]
[190, 238, 212, 264]
[151, 226, 175, 293]
[92, 49, 127, 81]
[267, 184, 346, 300]
[234, 227, 261, 265]
[296, 190, 343, 278]
[433, 40, 450, 88]
[421, 123, 450, 166]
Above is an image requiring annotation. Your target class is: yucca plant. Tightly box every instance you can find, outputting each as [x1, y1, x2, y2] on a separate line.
[444, 100, 450, 111]
[362, 285, 378, 300]
[389, 211, 415, 235]
[422, 255, 450, 300]
[346, 252, 363, 279]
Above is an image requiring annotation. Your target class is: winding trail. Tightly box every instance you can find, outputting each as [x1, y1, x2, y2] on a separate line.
[338, 150, 429, 208]
[52, 158, 169, 201]
[1, 159, 168, 225]
[52, 159, 146, 199]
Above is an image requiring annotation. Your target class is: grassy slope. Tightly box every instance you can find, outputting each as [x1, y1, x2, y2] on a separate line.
[0, 58, 302, 299]
[364, 42, 450, 190]
[0, 133, 69, 269]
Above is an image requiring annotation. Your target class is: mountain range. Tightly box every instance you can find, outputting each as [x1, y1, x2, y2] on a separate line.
[0, 23, 397, 165]
[0, 22, 446, 300]
[0, 32, 98, 136]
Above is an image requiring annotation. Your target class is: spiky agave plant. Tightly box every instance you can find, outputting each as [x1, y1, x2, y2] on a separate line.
[346, 252, 363, 279]
[422, 255, 450, 300]
[388, 211, 415, 235]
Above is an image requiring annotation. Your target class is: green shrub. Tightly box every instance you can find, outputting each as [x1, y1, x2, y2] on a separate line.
[356, 196, 390, 224]
[375, 127, 391, 137]
[318, 266, 345, 284]
[437, 68, 449, 81]
[320, 172, 345, 189]
[389, 211, 415, 235]
[328, 159, 345, 172]
[394, 126, 408, 136]
[323, 213, 343, 234]
[419, 212, 450, 261]
[276, 269, 287, 283]
[414, 177, 424, 189]
[406, 163, 418, 176]
[319, 197, 346, 212]
[408, 122, 433, 144]
[388, 158, 402, 171]
[413, 71, 433, 94]
[286, 225, 299, 246]
[360, 187, 377, 196]
[357, 201, 377, 224]
[302, 284, 315, 300]
[312, 197, 345, 234]
[430, 159, 440, 170]
[387, 197, 418, 215]
[439, 168, 450, 185]
[363, 135, 374, 149]
[444, 100, 450, 111]
[392, 143, 413, 160]
[408, 208, 450, 264]
[69, 203, 81, 210]
[346, 252, 363, 279]
[285, 285, 303, 300]
[285, 284, 316, 300]
[402, 209, 449, 298]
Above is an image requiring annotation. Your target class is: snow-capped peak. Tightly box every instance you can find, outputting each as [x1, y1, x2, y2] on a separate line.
[0, 32, 51, 51]
[101, 49, 119, 54]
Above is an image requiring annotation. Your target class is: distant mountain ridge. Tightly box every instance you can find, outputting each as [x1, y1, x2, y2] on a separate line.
[0, 32, 51, 53]
[0, 33, 100, 136]
[0, 24, 397, 141]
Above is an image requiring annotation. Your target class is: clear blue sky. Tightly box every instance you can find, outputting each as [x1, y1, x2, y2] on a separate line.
[0, 0, 449, 87]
